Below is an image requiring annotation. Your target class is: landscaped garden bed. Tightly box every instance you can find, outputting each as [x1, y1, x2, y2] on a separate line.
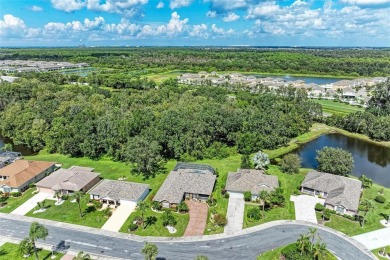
[0, 188, 36, 213]
[0, 242, 63, 260]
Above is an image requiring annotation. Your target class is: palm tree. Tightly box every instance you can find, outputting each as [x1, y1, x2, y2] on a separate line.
[359, 175, 373, 189]
[313, 242, 327, 260]
[137, 201, 148, 229]
[141, 242, 158, 260]
[18, 238, 33, 258]
[29, 222, 48, 260]
[73, 251, 91, 260]
[258, 190, 269, 219]
[296, 234, 309, 255]
[72, 191, 84, 217]
[54, 190, 62, 203]
[308, 228, 317, 252]
[360, 199, 375, 228]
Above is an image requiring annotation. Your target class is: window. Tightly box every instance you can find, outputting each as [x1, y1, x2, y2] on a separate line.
[336, 205, 345, 214]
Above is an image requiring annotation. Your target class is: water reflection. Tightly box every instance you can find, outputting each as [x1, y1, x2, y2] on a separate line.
[293, 133, 390, 187]
[0, 134, 35, 156]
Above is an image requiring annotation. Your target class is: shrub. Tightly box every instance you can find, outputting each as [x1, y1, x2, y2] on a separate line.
[315, 203, 325, 211]
[129, 223, 138, 231]
[61, 194, 69, 200]
[162, 210, 177, 227]
[323, 209, 332, 220]
[152, 201, 162, 211]
[280, 154, 301, 174]
[293, 190, 301, 195]
[178, 202, 189, 213]
[375, 195, 386, 204]
[133, 216, 142, 225]
[224, 192, 230, 199]
[103, 208, 112, 217]
[28, 183, 35, 189]
[247, 207, 261, 221]
[207, 196, 216, 207]
[214, 214, 227, 226]
[11, 192, 21, 197]
[92, 200, 102, 209]
[243, 191, 252, 202]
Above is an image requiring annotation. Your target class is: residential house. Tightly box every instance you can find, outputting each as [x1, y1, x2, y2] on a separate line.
[0, 160, 56, 193]
[225, 169, 279, 201]
[153, 162, 216, 208]
[36, 166, 100, 195]
[89, 180, 149, 206]
[301, 170, 362, 216]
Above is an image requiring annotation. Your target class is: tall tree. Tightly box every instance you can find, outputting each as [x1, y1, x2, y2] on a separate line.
[72, 191, 84, 218]
[240, 154, 252, 169]
[359, 175, 373, 189]
[29, 222, 48, 260]
[367, 79, 390, 116]
[359, 199, 375, 228]
[253, 151, 270, 170]
[137, 201, 148, 229]
[259, 190, 269, 219]
[141, 243, 158, 260]
[316, 147, 354, 176]
[280, 153, 301, 174]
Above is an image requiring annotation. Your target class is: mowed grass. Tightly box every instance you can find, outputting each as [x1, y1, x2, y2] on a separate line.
[24, 151, 174, 194]
[120, 207, 189, 237]
[372, 246, 390, 260]
[25, 195, 109, 228]
[0, 188, 36, 213]
[312, 99, 363, 115]
[146, 70, 191, 83]
[244, 166, 307, 228]
[0, 242, 63, 260]
[257, 244, 285, 260]
[322, 182, 390, 236]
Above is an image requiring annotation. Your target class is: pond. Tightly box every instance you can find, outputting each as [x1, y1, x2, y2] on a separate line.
[292, 133, 390, 187]
[250, 74, 347, 85]
[0, 134, 35, 156]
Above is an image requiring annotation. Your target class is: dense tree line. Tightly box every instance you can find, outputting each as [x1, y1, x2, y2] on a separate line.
[1, 47, 390, 76]
[0, 79, 321, 177]
[327, 79, 390, 141]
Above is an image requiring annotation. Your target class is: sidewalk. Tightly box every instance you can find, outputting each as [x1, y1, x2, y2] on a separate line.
[11, 192, 51, 215]
[353, 228, 390, 250]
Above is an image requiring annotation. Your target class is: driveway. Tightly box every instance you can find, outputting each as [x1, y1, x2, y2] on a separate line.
[353, 228, 390, 250]
[225, 192, 245, 235]
[290, 195, 325, 223]
[11, 192, 51, 216]
[184, 200, 208, 236]
[101, 201, 136, 232]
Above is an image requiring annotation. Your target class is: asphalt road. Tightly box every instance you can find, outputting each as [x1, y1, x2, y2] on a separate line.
[0, 217, 373, 260]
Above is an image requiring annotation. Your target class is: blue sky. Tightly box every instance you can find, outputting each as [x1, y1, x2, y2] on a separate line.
[0, 0, 389, 46]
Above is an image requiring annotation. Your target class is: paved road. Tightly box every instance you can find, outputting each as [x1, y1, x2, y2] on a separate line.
[0, 216, 373, 260]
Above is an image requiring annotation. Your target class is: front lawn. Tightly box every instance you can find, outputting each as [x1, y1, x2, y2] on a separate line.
[25, 196, 109, 228]
[244, 166, 306, 228]
[312, 99, 363, 115]
[257, 245, 284, 260]
[320, 182, 390, 236]
[0, 188, 36, 213]
[119, 206, 189, 237]
[0, 242, 63, 260]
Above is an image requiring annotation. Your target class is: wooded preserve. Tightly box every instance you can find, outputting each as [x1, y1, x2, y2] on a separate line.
[1, 47, 390, 77]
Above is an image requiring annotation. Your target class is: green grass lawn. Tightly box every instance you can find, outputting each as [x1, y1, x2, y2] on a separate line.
[119, 206, 189, 237]
[0, 242, 63, 260]
[320, 183, 390, 236]
[312, 99, 363, 115]
[372, 246, 390, 260]
[24, 151, 175, 195]
[244, 166, 307, 228]
[0, 188, 36, 213]
[257, 243, 337, 260]
[25, 195, 109, 228]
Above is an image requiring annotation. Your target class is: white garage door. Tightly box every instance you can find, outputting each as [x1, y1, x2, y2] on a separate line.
[228, 192, 244, 199]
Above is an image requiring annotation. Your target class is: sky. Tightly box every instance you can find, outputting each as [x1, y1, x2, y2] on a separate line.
[0, 0, 389, 47]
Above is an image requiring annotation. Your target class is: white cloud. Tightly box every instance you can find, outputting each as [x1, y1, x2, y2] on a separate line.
[51, 0, 85, 12]
[223, 12, 240, 22]
[206, 11, 217, 17]
[157, 1, 164, 8]
[189, 24, 208, 38]
[341, 0, 390, 5]
[0, 14, 27, 37]
[169, 0, 193, 9]
[166, 12, 189, 36]
[29, 5, 43, 12]
[246, 1, 280, 19]
[210, 24, 235, 36]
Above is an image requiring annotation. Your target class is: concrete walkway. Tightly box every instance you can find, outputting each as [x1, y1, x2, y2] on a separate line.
[101, 202, 136, 232]
[290, 195, 325, 223]
[353, 228, 390, 250]
[225, 193, 244, 235]
[11, 192, 51, 216]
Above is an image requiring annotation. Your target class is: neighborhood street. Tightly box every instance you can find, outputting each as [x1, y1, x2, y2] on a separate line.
[0, 215, 374, 260]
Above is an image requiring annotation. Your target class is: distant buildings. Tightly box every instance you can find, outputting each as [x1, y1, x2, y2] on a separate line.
[0, 60, 89, 73]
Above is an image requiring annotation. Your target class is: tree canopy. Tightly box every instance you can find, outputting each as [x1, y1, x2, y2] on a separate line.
[316, 147, 354, 176]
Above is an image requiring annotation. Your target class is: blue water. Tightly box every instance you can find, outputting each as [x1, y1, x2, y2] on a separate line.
[293, 134, 390, 187]
[253, 74, 347, 85]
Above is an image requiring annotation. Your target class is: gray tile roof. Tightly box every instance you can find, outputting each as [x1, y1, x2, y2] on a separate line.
[301, 170, 362, 211]
[36, 166, 100, 191]
[68, 166, 94, 172]
[153, 164, 216, 204]
[226, 169, 279, 195]
[89, 180, 149, 201]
